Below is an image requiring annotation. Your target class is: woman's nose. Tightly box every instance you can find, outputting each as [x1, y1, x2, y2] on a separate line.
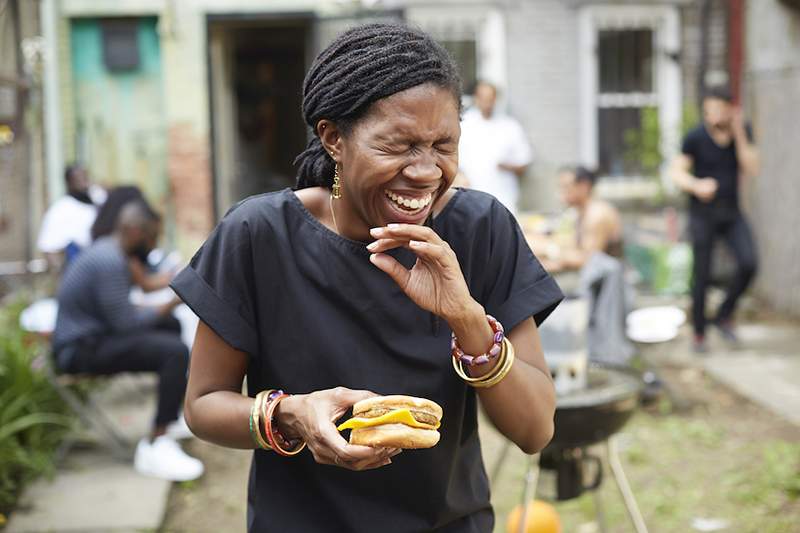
[403, 150, 442, 183]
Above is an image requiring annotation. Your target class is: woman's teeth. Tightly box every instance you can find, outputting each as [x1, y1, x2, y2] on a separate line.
[385, 190, 432, 211]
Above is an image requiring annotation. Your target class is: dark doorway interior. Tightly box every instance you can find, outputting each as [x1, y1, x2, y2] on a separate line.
[212, 19, 310, 204]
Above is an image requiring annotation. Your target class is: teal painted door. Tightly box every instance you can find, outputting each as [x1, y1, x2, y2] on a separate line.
[70, 17, 168, 216]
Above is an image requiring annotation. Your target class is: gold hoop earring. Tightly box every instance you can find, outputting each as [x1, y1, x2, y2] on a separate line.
[332, 163, 342, 199]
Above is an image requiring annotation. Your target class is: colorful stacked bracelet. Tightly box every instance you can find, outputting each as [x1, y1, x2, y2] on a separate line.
[264, 393, 306, 457]
[249, 389, 306, 456]
[452, 336, 515, 388]
[451, 314, 504, 366]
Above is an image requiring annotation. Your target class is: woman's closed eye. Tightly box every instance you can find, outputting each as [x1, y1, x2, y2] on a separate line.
[434, 141, 457, 154]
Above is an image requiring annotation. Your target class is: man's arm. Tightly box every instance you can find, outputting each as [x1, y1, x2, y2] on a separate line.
[670, 154, 718, 203]
[732, 110, 760, 178]
[499, 120, 533, 178]
[498, 162, 529, 178]
[95, 262, 177, 332]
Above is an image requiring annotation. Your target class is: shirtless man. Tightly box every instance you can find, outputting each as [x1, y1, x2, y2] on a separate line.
[537, 166, 623, 272]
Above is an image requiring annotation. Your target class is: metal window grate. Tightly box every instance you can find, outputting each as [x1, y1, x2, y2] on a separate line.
[596, 27, 656, 177]
[101, 19, 140, 72]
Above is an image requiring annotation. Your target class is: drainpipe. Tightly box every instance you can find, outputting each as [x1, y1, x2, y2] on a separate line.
[728, 0, 744, 104]
[41, 0, 64, 205]
[10, 0, 33, 265]
[697, 0, 711, 113]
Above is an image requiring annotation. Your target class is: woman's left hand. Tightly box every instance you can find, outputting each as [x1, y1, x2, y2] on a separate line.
[367, 224, 475, 321]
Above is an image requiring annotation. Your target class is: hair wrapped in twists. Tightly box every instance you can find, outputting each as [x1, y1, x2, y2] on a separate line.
[294, 23, 462, 189]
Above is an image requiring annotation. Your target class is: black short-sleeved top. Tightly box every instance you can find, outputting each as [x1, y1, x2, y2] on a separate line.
[681, 124, 754, 213]
[171, 188, 563, 533]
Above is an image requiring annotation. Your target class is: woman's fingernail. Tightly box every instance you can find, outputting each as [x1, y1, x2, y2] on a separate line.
[388, 223, 400, 228]
[409, 240, 421, 247]
[370, 227, 384, 236]
[366, 241, 377, 250]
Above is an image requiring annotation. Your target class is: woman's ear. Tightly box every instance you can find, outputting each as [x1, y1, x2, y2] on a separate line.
[317, 120, 342, 161]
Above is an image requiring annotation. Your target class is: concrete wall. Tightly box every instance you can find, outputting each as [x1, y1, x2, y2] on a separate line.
[744, 0, 800, 317]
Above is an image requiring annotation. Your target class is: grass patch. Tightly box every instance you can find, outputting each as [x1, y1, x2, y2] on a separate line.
[482, 407, 800, 532]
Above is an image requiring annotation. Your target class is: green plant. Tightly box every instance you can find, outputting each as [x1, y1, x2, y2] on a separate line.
[0, 297, 72, 515]
[681, 102, 700, 138]
[623, 106, 662, 177]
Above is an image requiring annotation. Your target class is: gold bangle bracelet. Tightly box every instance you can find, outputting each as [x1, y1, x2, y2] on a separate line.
[452, 336, 509, 384]
[251, 391, 273, 450]
[451, 338, 505, 383]
[471, 338, 515, 388]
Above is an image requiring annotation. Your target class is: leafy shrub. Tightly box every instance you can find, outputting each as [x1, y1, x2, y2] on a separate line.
[0, 297, 72, 514]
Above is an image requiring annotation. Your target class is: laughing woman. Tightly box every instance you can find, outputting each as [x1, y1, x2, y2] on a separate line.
[172, 23, 563, 533]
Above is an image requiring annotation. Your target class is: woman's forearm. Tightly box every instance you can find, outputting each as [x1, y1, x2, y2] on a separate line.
[478, 356, 555, 454]
[185, 390, 256, 449]
[475, 321, 556, 454]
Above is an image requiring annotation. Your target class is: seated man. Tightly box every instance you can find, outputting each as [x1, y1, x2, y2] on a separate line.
[52, 201, 203, 481]
[37, 164, 106, 271]
[530, 166, 633, 364]
[534, 166, 623, 272]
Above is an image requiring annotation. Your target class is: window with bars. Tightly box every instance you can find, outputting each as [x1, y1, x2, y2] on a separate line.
[439, 40, 477, 93]
[596, 28, 656, 176]
[101, 18, 140, 72]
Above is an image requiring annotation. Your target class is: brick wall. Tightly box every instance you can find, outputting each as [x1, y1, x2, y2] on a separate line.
[505, 0, 580, 211]
[680, 0, 730, 110]
[167, 123, 214, 255]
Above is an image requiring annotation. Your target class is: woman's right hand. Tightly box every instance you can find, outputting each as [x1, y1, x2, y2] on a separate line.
[275, 387, 401, 471]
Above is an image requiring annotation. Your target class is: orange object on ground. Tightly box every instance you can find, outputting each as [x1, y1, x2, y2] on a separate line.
[506, 500, 562, 533]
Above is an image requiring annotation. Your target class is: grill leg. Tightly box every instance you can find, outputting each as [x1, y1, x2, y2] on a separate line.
[591, 485, 609, 533]
[607, 436, 648, 533]
[490, 439, 513, 483]
[517, 453, 541, 533]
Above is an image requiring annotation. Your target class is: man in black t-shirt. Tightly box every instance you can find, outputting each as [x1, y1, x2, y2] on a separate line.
[670, 86, 760, 353]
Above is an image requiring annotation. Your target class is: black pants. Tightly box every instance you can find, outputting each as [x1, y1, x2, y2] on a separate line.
[689, 209, 758, 336]
[62, 316, 189, 428]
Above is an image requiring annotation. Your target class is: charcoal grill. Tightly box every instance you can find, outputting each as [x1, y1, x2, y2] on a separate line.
[491, 365, 648, 533]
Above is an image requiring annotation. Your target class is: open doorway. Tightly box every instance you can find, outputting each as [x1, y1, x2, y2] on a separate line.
[209, 17, 311, 214]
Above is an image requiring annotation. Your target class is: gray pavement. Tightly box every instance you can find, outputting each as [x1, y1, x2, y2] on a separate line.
[701, 323, 800, 426]
[6, 376, 174, 533]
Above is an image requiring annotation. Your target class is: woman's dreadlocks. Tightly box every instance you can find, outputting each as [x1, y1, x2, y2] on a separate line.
[294, 23, 462, 189]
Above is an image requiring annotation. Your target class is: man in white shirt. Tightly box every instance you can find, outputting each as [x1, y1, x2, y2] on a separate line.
[458, 81, 533, 214]
[37, 164, 106, 270]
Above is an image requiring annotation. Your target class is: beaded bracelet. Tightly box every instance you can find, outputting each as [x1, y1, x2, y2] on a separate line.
[452, 337, 515, 388]
[264, 393, 307, 457]
[451, 315, 505, 366]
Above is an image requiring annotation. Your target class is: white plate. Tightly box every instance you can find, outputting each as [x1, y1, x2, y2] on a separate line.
[626, 306, 686, 343]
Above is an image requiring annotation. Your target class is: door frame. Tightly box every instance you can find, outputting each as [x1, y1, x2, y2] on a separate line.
[206, 12, 314, 219]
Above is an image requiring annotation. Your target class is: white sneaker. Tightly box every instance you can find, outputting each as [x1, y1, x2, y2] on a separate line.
[134, 436, 204, 481]
[165, 415, 194, 440]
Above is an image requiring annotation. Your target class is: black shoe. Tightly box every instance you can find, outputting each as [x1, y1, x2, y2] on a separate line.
[713, 319, 740, 345]
[693, 335, 708, 354]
